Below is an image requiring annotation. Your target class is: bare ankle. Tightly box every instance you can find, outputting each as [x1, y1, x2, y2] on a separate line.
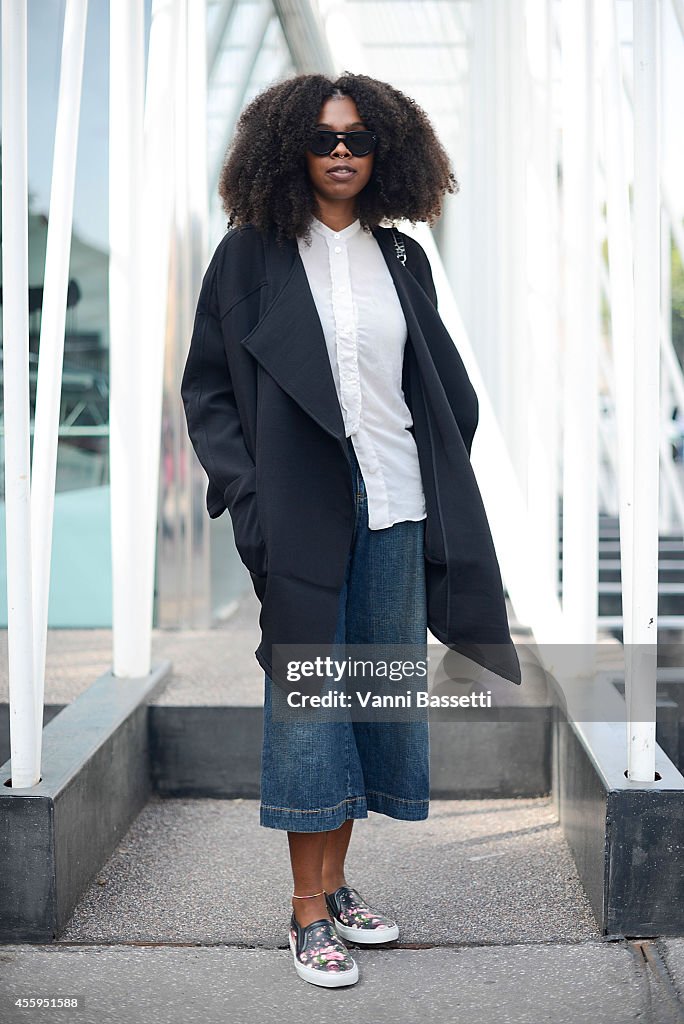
[291, 892, 330, 928]
[322, 872, 347, 893]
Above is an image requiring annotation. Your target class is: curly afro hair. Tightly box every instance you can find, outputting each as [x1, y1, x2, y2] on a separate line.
[218, 71, 459, 248]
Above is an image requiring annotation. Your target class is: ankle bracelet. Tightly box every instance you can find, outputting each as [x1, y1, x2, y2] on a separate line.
[292, 890, 325, 899]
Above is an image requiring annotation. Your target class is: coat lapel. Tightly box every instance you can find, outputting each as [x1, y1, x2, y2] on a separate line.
[373, 227, 467, 446]
[238, 223, 455, 449]
[239, 235, 346, 440]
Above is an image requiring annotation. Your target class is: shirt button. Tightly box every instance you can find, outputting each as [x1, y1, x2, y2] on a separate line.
[334, 233, 340, 239]
[334, 246, 342, 253]
[338, 285, 346, 292]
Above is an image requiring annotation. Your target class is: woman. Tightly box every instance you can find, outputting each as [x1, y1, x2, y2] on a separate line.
[182, 71, 520, 988]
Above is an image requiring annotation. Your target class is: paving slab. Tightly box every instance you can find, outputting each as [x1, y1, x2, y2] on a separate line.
[58, 797, 599, 945]
[0, 943, 666, 1024]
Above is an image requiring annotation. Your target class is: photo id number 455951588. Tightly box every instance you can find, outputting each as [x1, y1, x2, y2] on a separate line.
[11, 996, 86, 1010]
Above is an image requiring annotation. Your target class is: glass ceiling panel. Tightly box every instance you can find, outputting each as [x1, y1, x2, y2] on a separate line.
[205, 0, 474, 239]
[326, 0, 471, 160]
[206, 0, 295, 242]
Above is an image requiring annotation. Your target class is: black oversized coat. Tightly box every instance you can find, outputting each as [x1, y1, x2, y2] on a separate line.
[180, 222, 522, 690]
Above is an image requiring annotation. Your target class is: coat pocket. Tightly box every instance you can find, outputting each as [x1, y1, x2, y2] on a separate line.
[223, 467, 268, 577]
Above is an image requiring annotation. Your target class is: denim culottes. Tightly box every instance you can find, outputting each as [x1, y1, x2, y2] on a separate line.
[259, 435, 430, 832]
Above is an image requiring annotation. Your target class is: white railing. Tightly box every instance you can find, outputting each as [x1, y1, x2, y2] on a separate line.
[416, 0, 674, 782]
[32, 0, 89, 786]
[1, 0, 199, 788]
[1, 0, 88, 789]
[2, 0, 35, 789]
[625, 0, 661, 781]
[109, 0, 181, 681]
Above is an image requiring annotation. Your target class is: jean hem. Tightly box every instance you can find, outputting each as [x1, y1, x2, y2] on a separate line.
[259, 795, 369, 832]
[365, 789, 430, 821]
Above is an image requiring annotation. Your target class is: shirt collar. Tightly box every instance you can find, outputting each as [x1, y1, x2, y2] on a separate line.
[310, 215, 361, 242]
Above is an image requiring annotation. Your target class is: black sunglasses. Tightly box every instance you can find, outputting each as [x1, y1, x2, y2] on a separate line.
[308, 129, 377, 157]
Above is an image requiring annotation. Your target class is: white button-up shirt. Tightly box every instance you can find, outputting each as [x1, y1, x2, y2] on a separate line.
[297, 215, 426, 530]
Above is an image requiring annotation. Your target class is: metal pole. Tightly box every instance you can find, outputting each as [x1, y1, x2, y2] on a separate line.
[658, 0, 675, 534]
[1, 0, 36, 788]
[560, 0, 599, 661]
[503, 0, 529, 490]
[167, 0, 193, 626]
[492, 0, 511, 442]
[526, 0, 562, 614]
[598, 0, 635, 668]
[660, 204, 675, 534]
[137, 0, 179, 643]
[31, 0, 89, 776]
[627, 0, 661, 782]
[109, 0, 146, 677]
[466, 0, 498, 406]
[178, 0, 208, 624]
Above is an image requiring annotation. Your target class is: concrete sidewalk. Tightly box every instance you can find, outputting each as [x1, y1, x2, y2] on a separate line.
[2, 942, 683, 1024]
[1, 796, 683, 1023]
[0, 598, 681, 1021]
[56, 798, 597, 946]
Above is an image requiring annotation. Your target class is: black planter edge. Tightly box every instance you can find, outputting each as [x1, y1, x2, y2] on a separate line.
[553, 677, 684, 937]
[0, 660, 171, 943]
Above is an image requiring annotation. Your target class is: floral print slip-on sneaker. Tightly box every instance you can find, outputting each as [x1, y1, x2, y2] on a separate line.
[288, 913, 359, 987]
[325, 885, 400, 944]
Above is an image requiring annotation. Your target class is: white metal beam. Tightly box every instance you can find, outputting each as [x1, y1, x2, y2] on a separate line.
[207, 0, 238, 79]
[525, 0, 562, 613]
[172, 0, 209, 624]
[109, 0, 146, 678]
[597, 0, 636, 659]
[271, 0, 336, 73]
[626, 0, 661, 781]
[1, 0, 35, 788]
[559, 0, 599, 660]
[31, 0, 89, 782]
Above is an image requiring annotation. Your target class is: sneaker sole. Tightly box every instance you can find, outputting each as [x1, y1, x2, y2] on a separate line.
[333, 919, 400, 944]
[288, 933, 359, 987]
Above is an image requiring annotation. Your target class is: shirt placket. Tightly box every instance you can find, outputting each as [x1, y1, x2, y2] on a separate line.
[328, 237, 361, 436]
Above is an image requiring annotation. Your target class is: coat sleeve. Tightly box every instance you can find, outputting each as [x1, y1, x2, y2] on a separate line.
[180, 249, 268, 578]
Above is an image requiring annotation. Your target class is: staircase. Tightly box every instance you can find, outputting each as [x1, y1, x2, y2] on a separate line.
[556, 511, 684, 771]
